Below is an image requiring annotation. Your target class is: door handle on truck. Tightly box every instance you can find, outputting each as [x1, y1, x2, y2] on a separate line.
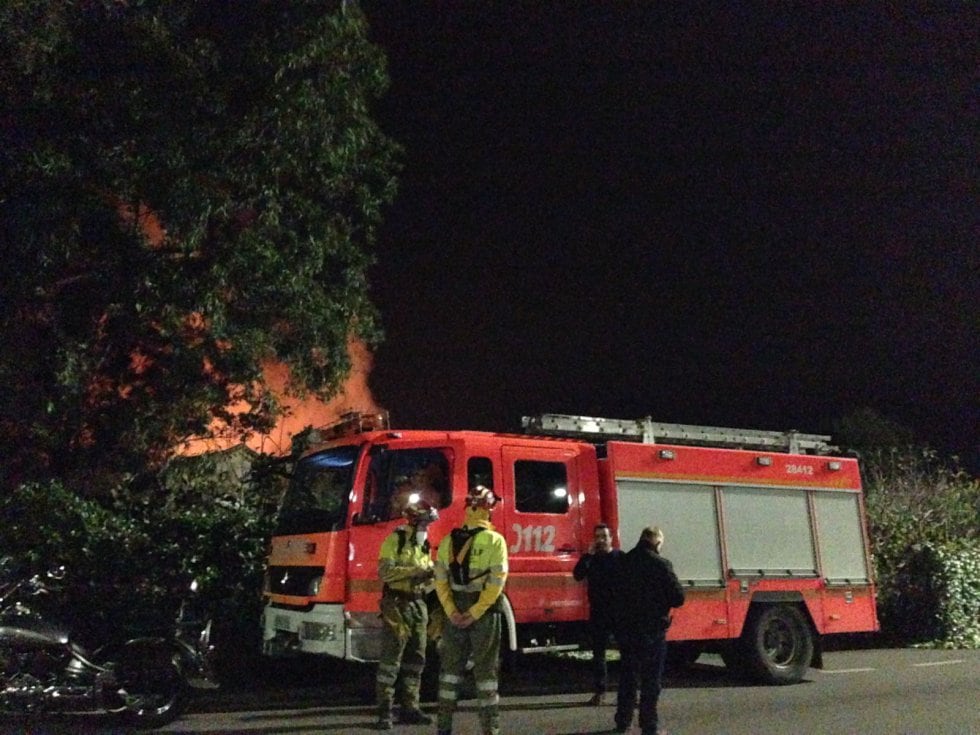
[557, 546, 577, 554]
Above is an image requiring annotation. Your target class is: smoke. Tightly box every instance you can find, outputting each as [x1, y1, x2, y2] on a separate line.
[181, 337, 382, 456]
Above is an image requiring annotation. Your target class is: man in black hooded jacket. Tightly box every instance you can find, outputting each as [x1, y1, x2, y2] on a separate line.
[614, 526, 685, 735]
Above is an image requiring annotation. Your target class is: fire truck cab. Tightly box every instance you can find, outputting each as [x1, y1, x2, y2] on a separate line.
[262, 412, 599, 664]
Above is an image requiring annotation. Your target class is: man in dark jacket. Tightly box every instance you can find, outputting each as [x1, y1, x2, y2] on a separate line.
[572, 523, 624, 705]
[614, 526, 685, 735]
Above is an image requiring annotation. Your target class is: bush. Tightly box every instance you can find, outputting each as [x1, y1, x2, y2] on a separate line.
[882, 542, 980, 648]
[854, 442, 980, 648]
[0, 456, 281, 657]
[934, 543, 980, 648]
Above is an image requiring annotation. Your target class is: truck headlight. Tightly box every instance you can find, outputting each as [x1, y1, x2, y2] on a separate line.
[302, 621, 336, 641]
[307, 575, 322, 596]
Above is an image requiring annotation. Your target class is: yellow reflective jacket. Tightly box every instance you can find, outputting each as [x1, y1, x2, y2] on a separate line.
[434, 520, 508, 620]
[378, 526, 434, 595]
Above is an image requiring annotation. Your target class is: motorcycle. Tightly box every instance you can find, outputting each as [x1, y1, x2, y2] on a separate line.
[0, 562, 216, 729]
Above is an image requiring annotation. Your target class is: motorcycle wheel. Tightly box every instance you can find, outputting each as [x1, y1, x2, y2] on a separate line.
[116, 655, 187, 729]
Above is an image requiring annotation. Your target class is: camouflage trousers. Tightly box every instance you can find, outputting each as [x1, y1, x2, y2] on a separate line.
[376, 595, 428, 719]
[437, 604, 502, 735]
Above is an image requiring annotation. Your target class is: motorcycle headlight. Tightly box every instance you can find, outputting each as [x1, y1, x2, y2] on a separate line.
[199, 618, 213, 651]
[307, 575, 323, 596]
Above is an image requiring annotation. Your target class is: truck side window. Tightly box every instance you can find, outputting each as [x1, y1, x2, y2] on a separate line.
[364, 448, 452, 522]
[467, 456, 494, 490]
[514, 460, 569, 514]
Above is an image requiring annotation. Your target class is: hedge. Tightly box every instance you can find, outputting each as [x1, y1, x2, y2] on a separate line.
[881, 541, 980, 648]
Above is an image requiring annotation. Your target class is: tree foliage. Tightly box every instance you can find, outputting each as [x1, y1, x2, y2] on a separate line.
[0, 0, 399, 495]
[835, 409, 978, 550]
[832, 407, 915, 453]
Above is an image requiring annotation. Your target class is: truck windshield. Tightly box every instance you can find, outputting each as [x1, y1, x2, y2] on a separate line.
[275, 446, 359, 536]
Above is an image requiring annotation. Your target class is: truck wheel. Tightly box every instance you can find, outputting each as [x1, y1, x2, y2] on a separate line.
[739, 604, 813, 685]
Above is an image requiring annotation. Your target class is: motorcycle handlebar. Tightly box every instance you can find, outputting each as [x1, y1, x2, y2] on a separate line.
[0, 573, 53, 607]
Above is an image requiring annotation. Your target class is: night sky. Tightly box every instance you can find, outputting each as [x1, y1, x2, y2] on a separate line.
[359, 3, 977, 465]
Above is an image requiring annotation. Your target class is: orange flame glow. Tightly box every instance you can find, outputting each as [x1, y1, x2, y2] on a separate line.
[180, 337, 382, 457]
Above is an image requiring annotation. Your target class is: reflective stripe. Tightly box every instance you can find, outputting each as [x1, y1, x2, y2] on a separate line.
[437, 670, 461, 701]
[450, 577, 506, 593]
[479, 693, 500, 707]
[376, 665, 399, 686]
[449, 581, 486, 592]
[476, 678, 499, 706]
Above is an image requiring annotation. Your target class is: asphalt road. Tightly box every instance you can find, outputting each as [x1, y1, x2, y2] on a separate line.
[4, 648, 978, 735]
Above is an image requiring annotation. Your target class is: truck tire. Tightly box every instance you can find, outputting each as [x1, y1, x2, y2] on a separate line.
[739, 604, 813, 685]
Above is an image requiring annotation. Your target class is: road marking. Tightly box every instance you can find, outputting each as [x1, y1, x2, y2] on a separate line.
[821, 667, 876, 674]
[912, 659, 965, 668]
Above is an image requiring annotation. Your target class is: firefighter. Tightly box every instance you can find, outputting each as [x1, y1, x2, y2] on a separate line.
[433, 485, 509, 735]
[375, 499, 439, 730]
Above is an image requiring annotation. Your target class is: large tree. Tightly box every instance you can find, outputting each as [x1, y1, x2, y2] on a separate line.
[0, 1, 399, 495]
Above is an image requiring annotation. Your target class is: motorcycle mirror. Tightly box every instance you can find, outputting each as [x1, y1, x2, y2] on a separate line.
[29, 575, 49, 595]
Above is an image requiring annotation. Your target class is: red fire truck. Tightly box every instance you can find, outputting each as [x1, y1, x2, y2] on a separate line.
[261, 412, 878, 684]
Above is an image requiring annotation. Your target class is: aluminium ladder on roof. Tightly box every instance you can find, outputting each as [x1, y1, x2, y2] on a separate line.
[521, 413, 833, 455]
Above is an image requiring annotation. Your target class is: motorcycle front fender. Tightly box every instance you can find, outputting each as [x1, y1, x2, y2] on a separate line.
[97, 635, 168, 660]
